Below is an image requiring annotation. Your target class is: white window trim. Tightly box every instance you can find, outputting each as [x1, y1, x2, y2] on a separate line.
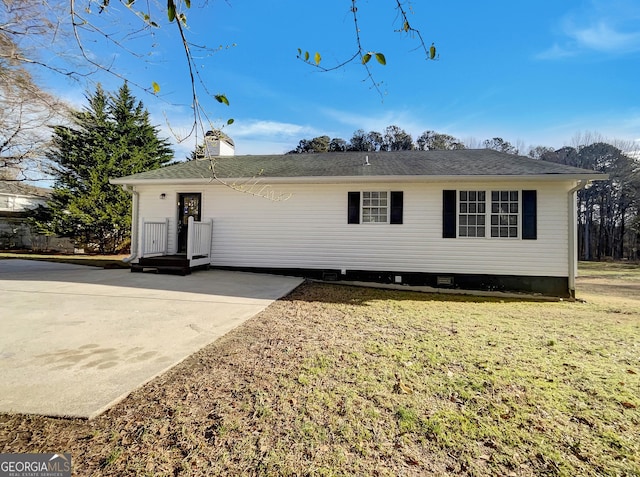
[361, 190, 390, 224]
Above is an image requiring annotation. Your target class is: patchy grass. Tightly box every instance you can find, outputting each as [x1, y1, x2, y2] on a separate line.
[0, 252, 129, 268]
[579, 260, 640, 277]
[577, 261, 640, 308]
[1, 264, 639, 476]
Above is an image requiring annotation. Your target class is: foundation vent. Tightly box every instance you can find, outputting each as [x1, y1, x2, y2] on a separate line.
[437, 276, 454, 287]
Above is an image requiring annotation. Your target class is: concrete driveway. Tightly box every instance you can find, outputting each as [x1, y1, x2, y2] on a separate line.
[0, 260, 302, 419]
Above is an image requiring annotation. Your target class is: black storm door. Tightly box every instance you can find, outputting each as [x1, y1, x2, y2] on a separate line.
[177, 193, 202, 253]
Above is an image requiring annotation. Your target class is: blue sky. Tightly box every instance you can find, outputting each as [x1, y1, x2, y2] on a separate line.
[43, 0, 640, 158]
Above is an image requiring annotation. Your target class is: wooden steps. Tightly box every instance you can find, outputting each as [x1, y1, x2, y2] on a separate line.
[131, 255, 191, 275]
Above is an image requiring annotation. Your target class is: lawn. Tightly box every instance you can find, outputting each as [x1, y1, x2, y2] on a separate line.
[1, 263, 639, 476]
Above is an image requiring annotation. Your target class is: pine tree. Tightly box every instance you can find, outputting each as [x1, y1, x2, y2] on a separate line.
[35, 83, 173, 253]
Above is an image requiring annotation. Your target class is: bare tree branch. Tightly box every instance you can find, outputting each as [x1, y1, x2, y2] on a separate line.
[296, 0, 436, 98]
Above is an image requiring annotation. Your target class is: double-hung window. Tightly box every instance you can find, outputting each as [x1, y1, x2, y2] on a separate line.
[458, 191, 486, 237]
[362, 191, 388, 223]
[490, 191, 519, 238]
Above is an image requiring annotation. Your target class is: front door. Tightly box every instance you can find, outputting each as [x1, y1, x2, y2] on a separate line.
[177, 193, 202, 253]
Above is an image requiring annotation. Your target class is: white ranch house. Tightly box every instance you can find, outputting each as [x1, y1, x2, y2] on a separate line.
[111, 140, 607, 297]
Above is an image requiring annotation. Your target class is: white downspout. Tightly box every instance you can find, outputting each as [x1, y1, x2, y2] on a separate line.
[121, 185, 139, 263]
[568, 180, 590, 297]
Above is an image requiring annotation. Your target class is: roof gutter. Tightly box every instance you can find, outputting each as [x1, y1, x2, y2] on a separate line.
[568, 179, 591, 297]
[121, 185, 139, 264]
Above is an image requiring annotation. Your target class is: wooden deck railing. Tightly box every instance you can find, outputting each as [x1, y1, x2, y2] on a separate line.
[187, 217, 213, 266]
[138, 217, 211, 269]
[140, 219, 169, 257]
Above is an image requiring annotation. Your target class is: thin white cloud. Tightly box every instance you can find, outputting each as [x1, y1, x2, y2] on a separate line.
[538, 0, 640, 59]
[570, 21, 640, 52]
[145, 96, 319, 156]
[235, 139, 300, 155]
[319, 107, 425, 137]
[226, 120, 320, 154]
[535, 43, 578, 60]
[230, 120, 316, 140]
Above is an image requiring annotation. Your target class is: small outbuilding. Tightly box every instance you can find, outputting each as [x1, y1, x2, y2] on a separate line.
[111, 145, 607, 297]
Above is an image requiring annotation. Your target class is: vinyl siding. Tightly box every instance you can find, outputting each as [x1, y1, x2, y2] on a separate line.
[133, 180, 573, 277]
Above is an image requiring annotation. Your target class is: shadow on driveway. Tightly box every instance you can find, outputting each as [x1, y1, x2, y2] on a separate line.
[0, 260, 303, 419]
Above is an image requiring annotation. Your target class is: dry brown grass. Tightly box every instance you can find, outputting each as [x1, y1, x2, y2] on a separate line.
[1, 263, 639, 476]
[0, 253, 130, 268]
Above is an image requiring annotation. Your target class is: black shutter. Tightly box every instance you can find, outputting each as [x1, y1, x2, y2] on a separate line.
[390, 191, 403, 224]
[443, 190, 456, 238]
[348, 192, 360, 224]
[522, 190, 537, 240]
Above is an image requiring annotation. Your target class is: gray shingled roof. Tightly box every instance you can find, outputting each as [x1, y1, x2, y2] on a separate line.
[111, 149, 607, 183]
[0, 181, 51, 197]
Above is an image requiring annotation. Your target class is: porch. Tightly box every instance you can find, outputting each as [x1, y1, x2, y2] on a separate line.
[131, 216, 212, 275]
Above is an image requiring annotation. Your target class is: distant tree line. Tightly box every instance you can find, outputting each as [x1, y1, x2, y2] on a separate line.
[289, 127, 640, 261]
[288, 126, 464, 153]
[541, 143, 639, 262]
[287, 125, 532, 154]
[288, 126, 527, 155]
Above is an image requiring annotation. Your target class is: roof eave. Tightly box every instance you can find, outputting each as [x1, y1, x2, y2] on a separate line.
[111, 172, 608, 186]
[110, 177, 216, 186]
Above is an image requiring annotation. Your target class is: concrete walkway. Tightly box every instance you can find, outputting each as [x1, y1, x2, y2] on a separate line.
[0, 260, 303, 419]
